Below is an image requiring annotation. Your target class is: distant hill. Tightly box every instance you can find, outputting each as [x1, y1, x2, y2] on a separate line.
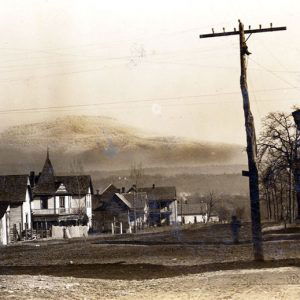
[0, 115, 246, 174]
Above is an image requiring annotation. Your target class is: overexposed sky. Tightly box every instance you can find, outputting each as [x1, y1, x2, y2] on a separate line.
[0, 0, 299, 144]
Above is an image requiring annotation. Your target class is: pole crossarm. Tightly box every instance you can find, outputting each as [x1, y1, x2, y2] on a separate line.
[200, 26, 286, 38]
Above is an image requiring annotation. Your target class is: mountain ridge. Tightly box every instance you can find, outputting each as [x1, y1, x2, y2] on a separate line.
[0, 115, 246, 173]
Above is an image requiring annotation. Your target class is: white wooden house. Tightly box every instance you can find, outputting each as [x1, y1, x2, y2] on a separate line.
[0, 175, 32, 245]
[128, 185, 177, 226]
[31, 152, 93, 230]
[177, 202, 208, 224]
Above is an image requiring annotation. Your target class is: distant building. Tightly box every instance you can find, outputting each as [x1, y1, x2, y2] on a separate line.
[128, 184, 177, 226]
[92, 183, 177, 233]
[0, 175, 32, 245]
[94, 190, 148, 233]
[177, 202, 208, 224]
[30, 151, 93, 229]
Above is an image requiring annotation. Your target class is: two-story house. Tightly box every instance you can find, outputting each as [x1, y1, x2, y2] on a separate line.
[31, 151, 93, 230]
[0, 175, 32, 245]
[93, 184, 148, 233]
[128, 184, 177, 226]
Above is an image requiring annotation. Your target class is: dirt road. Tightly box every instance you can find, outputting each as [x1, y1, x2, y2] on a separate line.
[1, 266, 299, 299]
[0, 224, 299, 299]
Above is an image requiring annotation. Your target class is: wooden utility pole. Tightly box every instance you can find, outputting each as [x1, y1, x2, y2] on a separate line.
[200, 20, 286, 261]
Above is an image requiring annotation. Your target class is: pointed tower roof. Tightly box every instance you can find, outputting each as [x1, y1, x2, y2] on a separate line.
[34, 149, 56, 195]
[39, 149, 55, 182]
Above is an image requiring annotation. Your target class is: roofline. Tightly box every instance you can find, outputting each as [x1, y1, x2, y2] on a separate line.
[100, 183, 117, 195]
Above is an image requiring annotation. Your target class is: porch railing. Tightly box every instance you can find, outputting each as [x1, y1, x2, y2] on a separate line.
[32, 208, 86, 215]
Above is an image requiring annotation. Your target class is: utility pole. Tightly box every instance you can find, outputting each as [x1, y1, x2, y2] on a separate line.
[200, 20, 286, 261]
[292, 109, 300, 220]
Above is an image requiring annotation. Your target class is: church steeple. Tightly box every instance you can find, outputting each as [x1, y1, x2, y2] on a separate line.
[37, 149, 55, 185]
[46, 146, 49, 160]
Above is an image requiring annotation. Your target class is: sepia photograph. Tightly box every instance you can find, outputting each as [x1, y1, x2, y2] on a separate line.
[0, 1, 299, 299]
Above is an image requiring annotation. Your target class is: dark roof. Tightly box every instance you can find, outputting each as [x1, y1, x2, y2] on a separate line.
[114, 193, 132, 209]
[55, 175, 92, 195]
[131, 186, 176, 201]
[36, 151, 55, 186]
[92, 193, 102, 210]
[178, 203, 207, 215]
[115, 192, 147, 210]
[33, 152, 93, 196]
[100, 184, 120, 200]
[33, 151, 56, 195]
[92, 184, 120, 210]
[0, 203, 9, 219]
[94, 192, 147, 212]
[33, 175, 92, 196]
[33, 181, 57, 195]
[0, 175, 29, 203]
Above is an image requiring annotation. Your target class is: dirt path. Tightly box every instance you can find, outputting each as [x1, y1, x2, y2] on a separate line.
[1, 267, 299, 299]
[1, 224, 300, 299]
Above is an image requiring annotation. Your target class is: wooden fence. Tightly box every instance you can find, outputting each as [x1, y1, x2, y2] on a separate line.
[10, 223, 51, 243]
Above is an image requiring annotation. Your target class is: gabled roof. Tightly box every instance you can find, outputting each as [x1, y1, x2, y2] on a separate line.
[33, 152, 93, 196]
[94, 192, 147, 213]
[92, 184, 120, 206]
[55, 175, 92, 195]
[178, 203, 207, 216]
[129, 186, 176, 201]
[0, 175, 29, 203]
[119, 192, 147, 210]
[114, 193, 132, 209]
[101, 184, 119, 195]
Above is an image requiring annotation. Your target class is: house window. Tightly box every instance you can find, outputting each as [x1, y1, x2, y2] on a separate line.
[41, 197, 48, 209]
[59, 196, 65, 208]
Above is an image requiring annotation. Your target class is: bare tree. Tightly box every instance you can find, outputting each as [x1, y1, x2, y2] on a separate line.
[206, 191, 216, 223]
[129, 162, 145, 232]
[69, 158, 85, 175]
[130, 162, 144, 187]
[217, 206, 230, 223]
[258, 111, 299, 222]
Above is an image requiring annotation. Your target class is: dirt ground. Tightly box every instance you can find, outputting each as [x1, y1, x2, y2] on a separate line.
[0, 223, 300, 299]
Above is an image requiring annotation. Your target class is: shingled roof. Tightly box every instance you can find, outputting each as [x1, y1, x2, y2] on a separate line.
[115, 192, 147, 211]
[178, 203, 207, 215]
[33, 152, 93, 196]
[33, 150, 56, 195]
[94, 192, 147, 212]
[55, 175, 92, 195]
[0, 175, 29, 203]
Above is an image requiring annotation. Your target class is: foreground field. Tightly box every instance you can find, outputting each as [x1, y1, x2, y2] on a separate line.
[0, 223, 300, 299]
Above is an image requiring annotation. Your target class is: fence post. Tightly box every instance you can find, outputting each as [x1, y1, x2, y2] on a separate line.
[19, 223, 22, 240]
[13, 224, 17, 242]
[25, 223, 28, 240]
[111, 222, 114, 235]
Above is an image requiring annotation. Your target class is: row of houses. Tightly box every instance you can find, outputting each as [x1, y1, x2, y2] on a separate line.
[92, 183, 177, 233]
[0, 151, 214, 245]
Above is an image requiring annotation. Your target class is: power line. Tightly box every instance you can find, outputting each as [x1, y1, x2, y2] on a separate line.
[0, 87, 299, 115]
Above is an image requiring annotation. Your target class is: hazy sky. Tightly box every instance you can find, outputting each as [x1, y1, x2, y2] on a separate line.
[0, 0, 299, 144]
